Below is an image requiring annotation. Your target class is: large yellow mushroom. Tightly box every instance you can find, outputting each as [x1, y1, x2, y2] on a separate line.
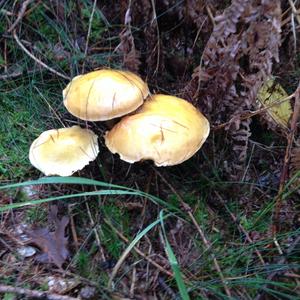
[63, 69, 149, 121]
[104, 94, 210, 166]
[29, 126, 99, 176]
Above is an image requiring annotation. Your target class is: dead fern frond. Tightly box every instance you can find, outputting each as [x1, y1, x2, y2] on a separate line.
[182, 0, 282, 179]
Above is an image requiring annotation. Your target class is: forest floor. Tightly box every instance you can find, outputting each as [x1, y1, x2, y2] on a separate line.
[0, 1, 300, 299]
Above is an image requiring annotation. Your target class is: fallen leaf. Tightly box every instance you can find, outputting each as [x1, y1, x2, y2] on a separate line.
[26, 206, 69, 269]
[257, 78, 293, 129]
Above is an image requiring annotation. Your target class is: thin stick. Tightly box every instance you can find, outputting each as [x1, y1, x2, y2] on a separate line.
[85, 201, 107, 262]
[0, 236, 13, 252]
[0, 70, 23, 80]
[129, 266, 137, 298]
[34, 86, 66, 127]
[273, 83, 300, 234]
[68, 205, 79, 251]
[213, 93, 295, 131]
[0, 284, 78, 300]
[7, 0, 34, 33]
[205, 4, 216, 28]
[13, 30, 70, 80]
[281, 7, 300, 26]
[254, 234, 300, 300]
[105, 218, 173, 286]
[150, 0, 161, 75]
[0, 8, 14, 16]
[82, 0, 97, 73]
[215, 192, 266, 265]
[288, 0, 300, 25]
[154, 169, 232, 298]
[3, 39, 7, 73]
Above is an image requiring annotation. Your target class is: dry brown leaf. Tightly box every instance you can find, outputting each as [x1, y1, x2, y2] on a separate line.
[26, 206, 69, 269]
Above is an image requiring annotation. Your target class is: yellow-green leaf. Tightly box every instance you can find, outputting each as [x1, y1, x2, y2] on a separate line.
[257, 78, 293, 128]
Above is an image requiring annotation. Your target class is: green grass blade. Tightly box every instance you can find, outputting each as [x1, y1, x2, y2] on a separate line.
[0, 177, 179, 212]
[0, 176, 129, 190]
[0, 190, 140, 212]
[159, 210, 190, 300]
[108, 213, 171, 288]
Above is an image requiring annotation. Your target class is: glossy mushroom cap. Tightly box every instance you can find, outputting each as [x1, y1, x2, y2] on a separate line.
[63, 69, 149, 121]
[29, 126, 99, 176]
[104, 94, 210, 166]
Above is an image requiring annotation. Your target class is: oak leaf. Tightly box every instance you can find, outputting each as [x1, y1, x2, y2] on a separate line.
[27, 206, 69, 269]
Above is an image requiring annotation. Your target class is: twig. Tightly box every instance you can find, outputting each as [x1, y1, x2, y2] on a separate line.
[205, 4, 216, 28]
[154, 169, 232, 298]
[288, 0, 300, 25]
[213, 93, 295, 131]
[68, 205, 79, 251]
[0, 284, 78, 300]
[12, 30, 70, 80]
[273, 83, 300, 234]
[0, 236, 13, 252]
[82, 0, 97, 73]
[215, 192, 266, 265]
[150, 0, 161, 75]
[0, 68, 45, 80]
[254, 234, 300, 300]
[281, 7, 300, 26]
[7, 0, 34, 33]
[0, 70, 23, 80]
[85, 200, 107, 262]
[129, 266, 136, 298]
[3, 39, 7, 73]
[0, 8, 13, 16]
[34, 86, 66, 128]
[105, 218, 173, 289]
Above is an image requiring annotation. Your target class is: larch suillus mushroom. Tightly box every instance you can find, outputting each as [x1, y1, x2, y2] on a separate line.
[104, 94, 210, 166]
[63, 69, 149, 121]
[29, 126, 99, 176]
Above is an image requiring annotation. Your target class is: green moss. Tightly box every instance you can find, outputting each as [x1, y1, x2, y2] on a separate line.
[0, 78, 62, 180]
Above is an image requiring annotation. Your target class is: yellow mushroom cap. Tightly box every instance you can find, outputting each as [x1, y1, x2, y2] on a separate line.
[104, 94, 210, 166]
[63, 69, 149, 121]
[29, 126, 99, 176]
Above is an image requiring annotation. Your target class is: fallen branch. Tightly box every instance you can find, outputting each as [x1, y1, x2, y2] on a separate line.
[0, 284, 78, 300]
[12, 30, 70, 80]
[7, 0, 34, 33]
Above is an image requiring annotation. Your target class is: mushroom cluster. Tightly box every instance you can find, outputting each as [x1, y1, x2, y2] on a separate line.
[29, 69, 210, 176]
